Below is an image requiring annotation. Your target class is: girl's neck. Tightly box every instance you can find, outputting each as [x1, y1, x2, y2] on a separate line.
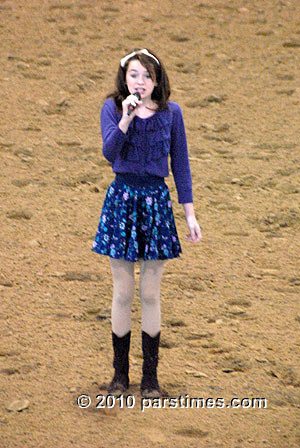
[136, 98, 157, 118]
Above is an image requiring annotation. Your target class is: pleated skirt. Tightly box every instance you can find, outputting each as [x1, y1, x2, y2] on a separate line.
[91, 173, 182, 262]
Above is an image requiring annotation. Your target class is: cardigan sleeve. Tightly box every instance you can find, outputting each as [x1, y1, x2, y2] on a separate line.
[100, 100, 127, 163]
[170, 103, 193, 204]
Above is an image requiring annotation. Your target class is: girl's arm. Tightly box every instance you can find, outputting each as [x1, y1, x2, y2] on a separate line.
[169, 103, 193, 204]
[101, 96, 142, 162]
[169, 103, 202, 242]
[101, 101, 127, 163]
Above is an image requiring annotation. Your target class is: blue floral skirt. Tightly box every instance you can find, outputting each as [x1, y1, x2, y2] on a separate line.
[91, 173, 182, 262]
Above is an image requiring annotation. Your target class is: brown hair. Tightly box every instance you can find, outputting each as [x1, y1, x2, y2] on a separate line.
[106, 48, 171, 113]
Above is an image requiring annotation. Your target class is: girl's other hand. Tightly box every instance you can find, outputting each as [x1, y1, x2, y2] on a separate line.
[185, 216, 202, 243]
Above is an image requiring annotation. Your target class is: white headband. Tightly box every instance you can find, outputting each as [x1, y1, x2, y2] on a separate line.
[120, 49, 160, 68]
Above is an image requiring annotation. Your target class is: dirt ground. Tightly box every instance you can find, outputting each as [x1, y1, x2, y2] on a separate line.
[1, 0, 299, 446]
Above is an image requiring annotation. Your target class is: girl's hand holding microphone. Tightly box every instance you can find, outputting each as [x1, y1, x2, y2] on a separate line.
[119, 93, 142, 133]
[126, 92, 142, 116]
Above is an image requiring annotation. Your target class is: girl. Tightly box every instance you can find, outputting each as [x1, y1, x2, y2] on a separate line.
[92, 48, 201, 398]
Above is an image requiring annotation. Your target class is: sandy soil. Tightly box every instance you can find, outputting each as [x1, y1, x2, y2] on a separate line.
[1, 0, 299, 447]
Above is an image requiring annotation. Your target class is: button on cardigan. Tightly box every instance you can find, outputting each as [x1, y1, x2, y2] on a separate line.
[100, 98, 193, 204]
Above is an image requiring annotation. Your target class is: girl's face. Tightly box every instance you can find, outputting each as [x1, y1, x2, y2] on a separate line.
[125, 59, 157, 101]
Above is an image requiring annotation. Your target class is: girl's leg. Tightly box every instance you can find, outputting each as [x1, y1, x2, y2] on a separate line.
[110, 258, 135, 337]
[139, 258, 166, 397]
[107, 258, 135, 394]
[139, 259, 166, 337]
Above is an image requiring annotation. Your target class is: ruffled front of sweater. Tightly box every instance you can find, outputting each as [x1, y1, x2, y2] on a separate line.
[120, 110, 172, 163]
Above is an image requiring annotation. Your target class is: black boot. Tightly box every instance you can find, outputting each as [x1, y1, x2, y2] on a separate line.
[140, 331, 162, 398]
[107, 331, 131, 394]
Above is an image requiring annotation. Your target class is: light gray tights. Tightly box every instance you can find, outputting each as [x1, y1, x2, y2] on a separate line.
[110, 258, 166, 338]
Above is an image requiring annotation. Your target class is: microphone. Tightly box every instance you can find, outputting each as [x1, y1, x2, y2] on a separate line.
[127, 92, 141, 116]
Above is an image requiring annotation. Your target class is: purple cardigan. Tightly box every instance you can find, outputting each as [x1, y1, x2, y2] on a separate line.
[100, 98, 193, 204]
